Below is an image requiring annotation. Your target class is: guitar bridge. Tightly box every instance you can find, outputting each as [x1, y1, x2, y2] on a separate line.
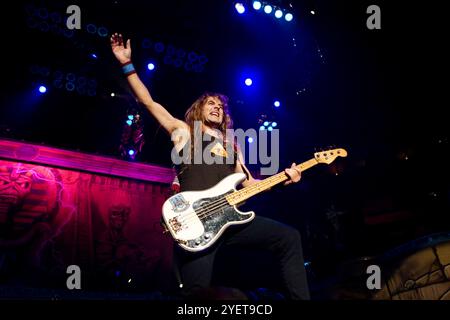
[168, 217, 183, 233]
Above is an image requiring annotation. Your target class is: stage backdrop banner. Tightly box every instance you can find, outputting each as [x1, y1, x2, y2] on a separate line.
[0, 157, 175, 292]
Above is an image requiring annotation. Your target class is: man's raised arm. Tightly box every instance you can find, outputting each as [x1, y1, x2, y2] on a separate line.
[110, 33, 186, 135]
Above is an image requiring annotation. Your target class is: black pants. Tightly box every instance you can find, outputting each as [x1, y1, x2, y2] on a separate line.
[174, 216, 310, 300]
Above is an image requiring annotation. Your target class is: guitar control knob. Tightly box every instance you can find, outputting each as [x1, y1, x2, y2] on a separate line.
[195, 239, 201, 245]
[204, 234, 210, 240]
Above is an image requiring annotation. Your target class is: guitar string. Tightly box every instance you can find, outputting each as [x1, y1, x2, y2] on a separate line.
[168, 157, 341, 241]
[178, 173, 289, 225]
[176, 173, 288, 225]
[178, 174, 285, 224]
[175, 161, 313, 225]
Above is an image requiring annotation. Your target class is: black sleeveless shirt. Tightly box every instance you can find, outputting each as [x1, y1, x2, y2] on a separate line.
[175, 133, 236, 191]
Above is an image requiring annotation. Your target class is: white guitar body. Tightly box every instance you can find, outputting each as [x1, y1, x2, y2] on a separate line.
[162, 173, 255, 252]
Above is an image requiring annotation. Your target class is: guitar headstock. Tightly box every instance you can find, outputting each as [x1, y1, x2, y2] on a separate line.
[314, 148, 347, 164]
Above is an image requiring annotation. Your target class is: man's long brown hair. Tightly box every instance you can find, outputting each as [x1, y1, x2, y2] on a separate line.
[184, 92, 236, 154]
[185, 92, 233, 132]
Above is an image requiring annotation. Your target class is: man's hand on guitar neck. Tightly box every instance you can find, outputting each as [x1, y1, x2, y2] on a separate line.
[237, 159, 302, 188]
[284, 162, 301, 186]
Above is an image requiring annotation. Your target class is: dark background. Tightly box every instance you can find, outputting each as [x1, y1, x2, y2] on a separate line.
[0, 0, 448, 287]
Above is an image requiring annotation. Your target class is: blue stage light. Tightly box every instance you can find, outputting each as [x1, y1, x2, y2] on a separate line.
[275, 10, 283, 19]
[253, 1, 262, 10]
[97, 26, 108, 37]
[235, 3, 246, 14]
[86, 24, 97, 34]
[65, 82, 75, 91]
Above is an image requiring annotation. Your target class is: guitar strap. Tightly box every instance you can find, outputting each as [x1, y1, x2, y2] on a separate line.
[240, 162, 250, 181]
